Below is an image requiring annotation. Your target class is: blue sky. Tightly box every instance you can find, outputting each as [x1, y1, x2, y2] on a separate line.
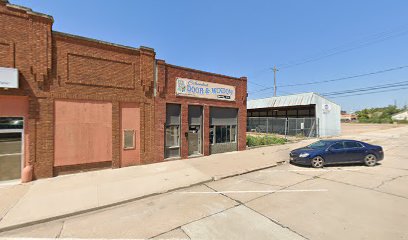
[12, 0, 408, 111]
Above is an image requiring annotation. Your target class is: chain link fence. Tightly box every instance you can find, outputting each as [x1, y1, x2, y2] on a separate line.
[247, 117, 318, 137]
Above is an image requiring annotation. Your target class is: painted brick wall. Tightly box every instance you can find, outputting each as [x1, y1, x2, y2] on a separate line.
[155, 60, 247, 162]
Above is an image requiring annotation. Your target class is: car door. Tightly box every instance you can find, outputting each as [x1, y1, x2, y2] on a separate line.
[324, 142, 346, 163]
[343, 141, 366, 162]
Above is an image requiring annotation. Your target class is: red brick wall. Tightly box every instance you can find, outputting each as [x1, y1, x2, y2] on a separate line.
[0, 2, 54, 179]
[0, 2, 156, 179]
[155, 60, 247, 162]
[0, 2, 247, 180]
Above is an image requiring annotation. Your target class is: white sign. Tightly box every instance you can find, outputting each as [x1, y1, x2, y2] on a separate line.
[0, 67, 18, 89]
[175, 78, 235, 101]
[322, 104, 331, 114]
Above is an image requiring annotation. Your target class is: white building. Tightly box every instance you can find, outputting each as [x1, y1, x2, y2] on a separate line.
[391, 110, 408, 121]
[247, 92, 341, 137]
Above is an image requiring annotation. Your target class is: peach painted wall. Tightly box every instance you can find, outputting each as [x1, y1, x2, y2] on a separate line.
[54, 100, 112, 166]
[0, 95, 29, 168]
[120, 103, 140, 167]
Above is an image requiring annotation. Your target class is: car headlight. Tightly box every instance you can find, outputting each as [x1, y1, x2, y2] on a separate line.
[299, 153, 310, 158]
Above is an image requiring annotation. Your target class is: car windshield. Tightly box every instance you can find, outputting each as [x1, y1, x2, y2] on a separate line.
[307, 140, 330, 149]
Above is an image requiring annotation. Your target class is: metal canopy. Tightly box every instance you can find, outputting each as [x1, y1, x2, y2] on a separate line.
[248, 92, 333, 109]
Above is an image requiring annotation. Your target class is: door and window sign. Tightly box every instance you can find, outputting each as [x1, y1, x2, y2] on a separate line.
[165, 104, 181, 158]
[0, 117, 23, 182]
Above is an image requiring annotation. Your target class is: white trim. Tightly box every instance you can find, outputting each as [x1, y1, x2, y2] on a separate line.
[0, 118, 24, 183]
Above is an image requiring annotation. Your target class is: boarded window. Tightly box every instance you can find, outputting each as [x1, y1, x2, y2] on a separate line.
[54, 100, 112, 166]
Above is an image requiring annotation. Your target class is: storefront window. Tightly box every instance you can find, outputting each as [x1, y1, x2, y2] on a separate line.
[231, 125, 236, 142]
[213, 125, 237, 144]
[0, 117, 23, 129]
[165, 104, 181, 158]
[210, 126, 214, 144]
[165, 126, 180, 147]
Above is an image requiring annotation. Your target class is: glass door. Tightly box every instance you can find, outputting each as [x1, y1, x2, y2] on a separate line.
[0, 117, 23, 182]
[188, 125, 201, 156]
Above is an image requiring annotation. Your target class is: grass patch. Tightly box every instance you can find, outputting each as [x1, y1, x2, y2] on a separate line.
[246, 135, 288, 147]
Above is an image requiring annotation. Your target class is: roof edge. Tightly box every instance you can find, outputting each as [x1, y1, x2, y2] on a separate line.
[4, 1, 54, 22]
[248, 92, 341, 109]
[248, 92, 315, 102]
[158, 61, 246, 81]
[53, 31, 147, 53]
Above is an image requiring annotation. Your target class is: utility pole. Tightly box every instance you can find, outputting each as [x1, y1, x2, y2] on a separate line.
[272, 66, 279, 97]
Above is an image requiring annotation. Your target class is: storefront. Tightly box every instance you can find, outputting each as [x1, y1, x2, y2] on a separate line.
[0, 1, 247, 182]
[155, 62, 247, 161]
[0, 67, 28, 183]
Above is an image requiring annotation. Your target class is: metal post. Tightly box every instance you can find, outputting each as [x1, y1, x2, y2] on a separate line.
[272, 66, 279, 97]
[284, 118, 288, 139]
[266, 118, 269, 133]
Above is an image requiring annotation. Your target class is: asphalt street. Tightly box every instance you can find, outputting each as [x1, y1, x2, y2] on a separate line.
[0, 129, 407, 239]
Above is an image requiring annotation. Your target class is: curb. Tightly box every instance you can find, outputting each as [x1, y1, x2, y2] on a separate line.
[0, 163, 281, 233]
[212, 163, 278, 181]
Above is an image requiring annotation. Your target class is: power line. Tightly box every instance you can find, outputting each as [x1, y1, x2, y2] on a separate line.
[322, 81, 408, 96]
[248, 24, 408, 92]
[248, 64, 408, 94]
[327, 86, 408, 99]
[277, 25, 408, 70]
[321, 80, 408, 97]
[280, 65, 408, 87]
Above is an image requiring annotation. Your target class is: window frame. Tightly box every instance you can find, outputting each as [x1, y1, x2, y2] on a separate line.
[211, 124, 237, 145]
[165, 125, 181, 148]
[165, 103, 181, 159]
[123, 129, 136, 150]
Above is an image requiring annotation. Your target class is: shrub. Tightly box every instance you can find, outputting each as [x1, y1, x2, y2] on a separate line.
[246, 135, 287, 147]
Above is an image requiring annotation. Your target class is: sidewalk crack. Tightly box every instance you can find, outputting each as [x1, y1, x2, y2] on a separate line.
[0, 185, 32, 224]
[203, 183, 242, 204]
[375, 175, 408, 189]
[241, 205, 309, 240]
[179, 227, 191, 240]
[236, 177, 284, 188]
[56, 221, 65, 238]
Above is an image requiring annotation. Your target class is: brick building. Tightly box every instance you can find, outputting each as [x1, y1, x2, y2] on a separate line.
[0, 1, 247, 182]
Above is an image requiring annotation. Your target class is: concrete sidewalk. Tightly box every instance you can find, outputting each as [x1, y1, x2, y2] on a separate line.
[0, 138, 316, 232]
[1, 124, 406, 232]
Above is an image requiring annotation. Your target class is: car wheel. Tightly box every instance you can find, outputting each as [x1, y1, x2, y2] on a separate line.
[311, 156, 324, 168]
[364, 154, 377, 167]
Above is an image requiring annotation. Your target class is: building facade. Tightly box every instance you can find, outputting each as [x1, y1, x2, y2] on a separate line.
[0, 1, 247, 182]
[247, 93, 341, 137]
[155, 61, 247, 161]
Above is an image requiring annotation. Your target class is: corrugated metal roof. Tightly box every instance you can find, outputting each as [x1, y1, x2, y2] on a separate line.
[248, 92, 320, 109]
